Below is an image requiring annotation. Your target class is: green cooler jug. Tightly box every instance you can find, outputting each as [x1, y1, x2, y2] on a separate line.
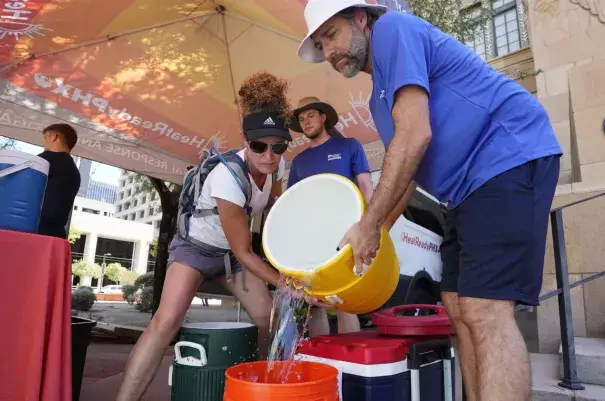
[169, 322, 258, 401]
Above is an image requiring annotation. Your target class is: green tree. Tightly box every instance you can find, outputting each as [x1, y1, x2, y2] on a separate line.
[120, 269, 140, 285]
[72, 259, 101, 279]
[68, 227, 82, 244]
[149, 237, 158, 258]
[0, 136, 17, 150]
[104, 263, 126, 283]
[406, 0, 492, 43]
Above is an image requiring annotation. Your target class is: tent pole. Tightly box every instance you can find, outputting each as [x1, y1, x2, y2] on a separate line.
[219, 6, 243, 139]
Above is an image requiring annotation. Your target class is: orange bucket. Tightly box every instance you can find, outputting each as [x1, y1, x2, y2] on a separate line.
[223, 361, 339, 401]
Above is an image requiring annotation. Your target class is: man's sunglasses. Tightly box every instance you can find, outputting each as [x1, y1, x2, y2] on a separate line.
[249, 141, 289, 155]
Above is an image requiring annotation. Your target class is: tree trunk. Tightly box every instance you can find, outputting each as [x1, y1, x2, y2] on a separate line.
[150, 178, 181, 316]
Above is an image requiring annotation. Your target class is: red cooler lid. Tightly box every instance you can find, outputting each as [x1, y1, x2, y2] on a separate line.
[297, 332, 428, 365]
[372, 305, 455, 336]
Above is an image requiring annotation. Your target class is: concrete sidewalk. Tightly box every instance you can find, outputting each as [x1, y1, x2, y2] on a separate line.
[80, 343, 173, 401]
[73, 301, 250, 330]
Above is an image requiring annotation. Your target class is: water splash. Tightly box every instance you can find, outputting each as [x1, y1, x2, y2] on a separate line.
[266, 274, 313, 383]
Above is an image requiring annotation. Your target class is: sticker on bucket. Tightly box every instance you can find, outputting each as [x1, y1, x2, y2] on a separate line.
[325, 295, 344, 305]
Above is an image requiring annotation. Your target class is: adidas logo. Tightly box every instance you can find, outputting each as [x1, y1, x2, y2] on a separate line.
[263, 117, 275, 125]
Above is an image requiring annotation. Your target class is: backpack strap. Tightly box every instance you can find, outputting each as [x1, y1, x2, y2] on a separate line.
[194, 150, 253, 218]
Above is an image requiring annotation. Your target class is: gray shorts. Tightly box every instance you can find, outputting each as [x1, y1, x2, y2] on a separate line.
[167, 236, 243, 279]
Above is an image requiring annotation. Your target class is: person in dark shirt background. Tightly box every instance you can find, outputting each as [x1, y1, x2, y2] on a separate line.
[37, 123, 81, 239]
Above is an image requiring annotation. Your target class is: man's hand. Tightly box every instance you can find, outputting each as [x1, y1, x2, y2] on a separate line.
[338, 219, 381, 275]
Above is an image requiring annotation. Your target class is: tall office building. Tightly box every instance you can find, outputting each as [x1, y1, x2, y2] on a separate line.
[114, 170, 162, 236]
[75, 157, 92, 197]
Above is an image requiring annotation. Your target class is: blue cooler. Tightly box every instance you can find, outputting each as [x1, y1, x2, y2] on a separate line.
[297, 331, 454, 401]
[0, 150, 50, 233]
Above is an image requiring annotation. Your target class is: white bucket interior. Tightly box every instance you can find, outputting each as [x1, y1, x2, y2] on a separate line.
[181, 322, 254, 330]
[263, 174, 363, 273]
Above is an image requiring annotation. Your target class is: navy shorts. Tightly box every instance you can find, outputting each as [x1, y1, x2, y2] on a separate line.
[440, 155, 560, 306]
[167, 236, 243, 278]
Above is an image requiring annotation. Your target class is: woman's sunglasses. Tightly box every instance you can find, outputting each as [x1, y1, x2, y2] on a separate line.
[249, 141, 289, 155]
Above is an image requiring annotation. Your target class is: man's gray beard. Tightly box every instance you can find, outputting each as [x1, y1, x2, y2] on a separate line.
[340, 22, 368, 78]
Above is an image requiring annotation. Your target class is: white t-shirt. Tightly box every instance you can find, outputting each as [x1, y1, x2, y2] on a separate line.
[188, 149, 285, 249]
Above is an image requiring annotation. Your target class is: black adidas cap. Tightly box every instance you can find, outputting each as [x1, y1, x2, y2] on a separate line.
[242, 110, 292, 142]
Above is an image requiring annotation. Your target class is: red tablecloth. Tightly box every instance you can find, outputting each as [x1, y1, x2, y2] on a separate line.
[0, 229, 72, 401]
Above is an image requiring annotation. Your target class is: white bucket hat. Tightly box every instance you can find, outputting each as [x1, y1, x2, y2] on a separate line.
[297, 0, 387, 63]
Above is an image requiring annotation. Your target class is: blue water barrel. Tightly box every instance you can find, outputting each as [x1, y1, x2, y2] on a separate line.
[0, 150, 50, 234]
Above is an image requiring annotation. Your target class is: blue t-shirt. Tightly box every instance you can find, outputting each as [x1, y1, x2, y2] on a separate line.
[369, 11, 563, 208]
[287, 137, 370, 187]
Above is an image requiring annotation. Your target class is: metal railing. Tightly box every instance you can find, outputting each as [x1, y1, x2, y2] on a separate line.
[537, 191, 605, 391]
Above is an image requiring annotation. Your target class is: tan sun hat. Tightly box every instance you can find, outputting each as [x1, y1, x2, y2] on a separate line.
[289, 96, 339, 133]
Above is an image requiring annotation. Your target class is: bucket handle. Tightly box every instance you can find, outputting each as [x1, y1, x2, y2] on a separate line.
[174, 341, 207, 367]
[0, 161, 33, 179]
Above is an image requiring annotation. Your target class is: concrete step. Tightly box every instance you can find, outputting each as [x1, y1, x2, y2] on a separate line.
[532, 353, 605, 401]
[559, 337, 605, 386]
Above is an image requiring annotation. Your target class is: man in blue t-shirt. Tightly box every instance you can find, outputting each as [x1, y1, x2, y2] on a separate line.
[288, 96, 372, 337]
[298, 1, 563, 400]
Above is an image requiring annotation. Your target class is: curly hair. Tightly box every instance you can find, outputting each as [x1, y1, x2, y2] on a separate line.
[237, 72, 292, 121]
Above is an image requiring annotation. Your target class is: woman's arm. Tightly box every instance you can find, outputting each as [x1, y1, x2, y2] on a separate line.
[216, 198, 280, 287]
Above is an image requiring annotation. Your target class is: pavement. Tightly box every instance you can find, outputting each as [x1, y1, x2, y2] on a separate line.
[80, 342, 173, 401]
[78, 301, 249, 400]
[73, 300, 250, 330]
[76, 302, 604, 401]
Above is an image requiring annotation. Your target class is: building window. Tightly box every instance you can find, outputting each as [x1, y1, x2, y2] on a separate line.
[103, 212, 108, 216]
[492, 0, 520, 56]
[120, 180, 125, 187]
[119, 192, 123, 200]
[118, 205, 122, 213]
[74, 206, 78, 211]
[82, 208, 100, 215]
[155, 221, 161, 229]
[465, 25, 487, 60]
[127, 189, 132, 197]
[134, 199, 138, 207]
[124, 202, 130, 210]
[149, 207, 154, 216]
[139, 210, 145, 218]
[123, 216, 128, 220]
[461, 0, 524, 60]
[130, 213, 136, 220]
[142, 196, 147, 204]
[128, 177, 133, 184]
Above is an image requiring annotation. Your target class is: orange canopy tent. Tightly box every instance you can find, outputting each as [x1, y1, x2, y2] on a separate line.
[0, 0, 409, 183]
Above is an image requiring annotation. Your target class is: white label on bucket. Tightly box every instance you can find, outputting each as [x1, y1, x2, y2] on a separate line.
[325, 295, 344, 305]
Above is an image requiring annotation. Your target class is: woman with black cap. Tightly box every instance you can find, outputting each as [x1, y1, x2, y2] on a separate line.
[117, 72, 303, 401]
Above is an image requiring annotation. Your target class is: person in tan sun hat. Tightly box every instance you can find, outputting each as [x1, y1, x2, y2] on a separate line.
[288, 95, 411, 336]
[288, 95, 371, 336]
[289, 96, 341, 136]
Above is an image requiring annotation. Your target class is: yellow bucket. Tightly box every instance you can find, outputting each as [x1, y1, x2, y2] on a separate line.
[262, 173, 400, 314]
